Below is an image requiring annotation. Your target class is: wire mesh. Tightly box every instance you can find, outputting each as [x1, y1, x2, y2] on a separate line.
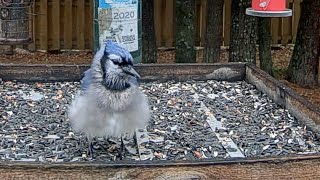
[0, 0, 33, 45]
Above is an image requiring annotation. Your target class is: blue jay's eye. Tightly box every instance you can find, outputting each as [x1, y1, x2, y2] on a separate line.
[112, 60, 126, 67]
[112, 60, 120, 65]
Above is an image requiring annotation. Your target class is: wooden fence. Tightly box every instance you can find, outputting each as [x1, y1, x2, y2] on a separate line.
[32, 0, 93, 51]
[30, 0, 302, 51]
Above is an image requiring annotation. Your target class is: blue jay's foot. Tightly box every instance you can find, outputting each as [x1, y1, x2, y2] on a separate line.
[117, 136, 125, 160]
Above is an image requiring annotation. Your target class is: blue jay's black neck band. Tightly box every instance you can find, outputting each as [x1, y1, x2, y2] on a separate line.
[103, 77, 131, 91]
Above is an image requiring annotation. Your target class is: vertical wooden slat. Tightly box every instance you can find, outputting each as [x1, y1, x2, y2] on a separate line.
[87, 0, 94, 49]
[199, 0, 207, 47]
[28, 0, 36, 51]
[271, 18, 280, 44]
[154, 0, 162, 47]
[51, 1, 60, 50]
[195, 0, 201, 45]
[292, 0, 301, 43]
[77, 0, 85, 50]
[39, 0, 48, 50]
[223, 0, 231, 46]
[281, 17, 292, 44]
[280, 0, 292, 44]
[164, 0, 174, 47]
[172, 1, 176, 47]
[34, 1, 39, 49]
[64, 0, 72, 49]
[160, 0, 166, 46]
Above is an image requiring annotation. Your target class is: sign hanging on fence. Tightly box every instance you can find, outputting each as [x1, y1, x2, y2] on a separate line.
[98, 0, 139, 52]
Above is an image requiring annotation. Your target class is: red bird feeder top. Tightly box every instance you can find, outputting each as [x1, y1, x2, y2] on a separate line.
[246, 0, 292, 17]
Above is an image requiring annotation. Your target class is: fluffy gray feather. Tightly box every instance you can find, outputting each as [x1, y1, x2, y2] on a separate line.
[68, 41, 150, 141]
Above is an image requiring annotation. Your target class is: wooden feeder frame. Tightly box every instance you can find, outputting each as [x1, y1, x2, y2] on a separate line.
[0, 62, 320, 179]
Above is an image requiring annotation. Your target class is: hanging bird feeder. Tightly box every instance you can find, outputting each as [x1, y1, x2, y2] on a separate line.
[246, 0, 292, 17]
[0, 0, 34, 45]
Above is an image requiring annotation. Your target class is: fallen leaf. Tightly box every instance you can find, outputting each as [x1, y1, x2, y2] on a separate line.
[35, 82, 43, 88]
[154, 152, 165, 159]
[193, 151, 202, 159]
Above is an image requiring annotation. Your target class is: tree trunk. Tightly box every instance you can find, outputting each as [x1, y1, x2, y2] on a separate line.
[287, 0, 320, 88]
[258, 17, 273, 76]
[204, 0, 224, 63]
[229, 0, 257, 63]
[142, 0, 157, 63]
[175, 0, 196, 63]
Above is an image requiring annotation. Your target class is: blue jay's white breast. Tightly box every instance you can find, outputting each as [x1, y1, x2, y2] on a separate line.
[68, 84, 150, 138]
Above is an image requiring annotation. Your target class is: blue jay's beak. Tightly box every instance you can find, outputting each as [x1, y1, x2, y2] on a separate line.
[123, 66, 141, 79]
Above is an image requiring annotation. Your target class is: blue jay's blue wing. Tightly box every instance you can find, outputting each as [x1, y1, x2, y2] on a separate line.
[80, 68, 92, 91]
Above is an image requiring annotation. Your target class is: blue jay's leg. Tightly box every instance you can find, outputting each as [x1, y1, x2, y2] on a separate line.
[117, 136, 125, 160]
[87, 136, 94, 158]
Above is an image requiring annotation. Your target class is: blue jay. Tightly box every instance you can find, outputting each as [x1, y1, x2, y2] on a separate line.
[68, 40, 150, 158]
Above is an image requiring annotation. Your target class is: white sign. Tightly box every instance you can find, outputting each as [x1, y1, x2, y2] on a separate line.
[98, 0, 139, 52]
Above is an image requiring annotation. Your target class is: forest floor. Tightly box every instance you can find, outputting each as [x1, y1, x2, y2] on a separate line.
[0, 45, 319, 108]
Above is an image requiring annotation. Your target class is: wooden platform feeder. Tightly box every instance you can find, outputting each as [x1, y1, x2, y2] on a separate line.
[0, 63, 320, 179]
[246, 0, 292, 17]
[0, 0, 33, 45]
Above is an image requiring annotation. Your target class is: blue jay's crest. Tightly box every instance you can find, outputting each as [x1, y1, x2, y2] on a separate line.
[104, 40, 133, 65]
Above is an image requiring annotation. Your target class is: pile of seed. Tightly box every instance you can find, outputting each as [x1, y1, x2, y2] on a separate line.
[191, 80, 320, 157]
[0, 78, 319, 163]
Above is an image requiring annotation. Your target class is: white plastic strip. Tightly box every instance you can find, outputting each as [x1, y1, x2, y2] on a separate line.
[189, 85, 245, 158]
[135, 128, 154, 160]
